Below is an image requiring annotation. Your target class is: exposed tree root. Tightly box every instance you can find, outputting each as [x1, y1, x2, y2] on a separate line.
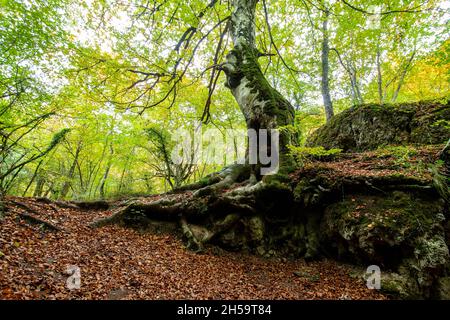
[90, 165, 265, 251]
[16, 211, 63, 232]
[35, 197, 56, 204]
[438, 138, 450, 162]
[73, 200, 110, 210]
[190, 164, 251, 197]
[9, 200, 40, 214]
[36, 197, 79, 209]
[7, 200, 63, 232]
[180, 216, 206, 252]
[90, 156, 292, 254]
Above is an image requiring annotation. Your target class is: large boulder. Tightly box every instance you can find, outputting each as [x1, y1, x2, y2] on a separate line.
[307, 99, 450, 152]
[321, 191, 449, 299]
[286, 146, 450, 299]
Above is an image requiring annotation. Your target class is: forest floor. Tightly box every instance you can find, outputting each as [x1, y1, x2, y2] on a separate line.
[292, 144, 441, 183]
[0, 195, 386, 300]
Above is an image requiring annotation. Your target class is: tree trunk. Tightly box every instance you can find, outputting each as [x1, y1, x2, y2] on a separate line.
[22, 160, 43, 197]
[391, 50, 416, 103]
[60, 141, 82, 199]
[118, 147, 135, 194]
[331, 48, 363, 105]
[99, 143, 114, 199]
[33, 175, 45, 197]
[222, 0, 296, 177]
[92, 0, 301, 255]
[348, 61, 363, 105]
[376, 43, 384, 104]
[320, 9, 334, 123]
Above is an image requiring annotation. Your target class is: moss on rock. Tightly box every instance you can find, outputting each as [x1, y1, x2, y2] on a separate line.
[320, 190, 449, 299]
[307, 99, 450, 152]
[435, 277, 450, 299]
[321, 192, 446, 261]
[380, 272, 421, 299]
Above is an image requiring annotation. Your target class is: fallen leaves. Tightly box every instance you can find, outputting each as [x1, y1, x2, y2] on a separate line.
[0, 196, 386, 300]
[292, 145, 442, 184]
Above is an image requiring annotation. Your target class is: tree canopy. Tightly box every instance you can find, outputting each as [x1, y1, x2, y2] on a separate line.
[1, 0, 449, 199]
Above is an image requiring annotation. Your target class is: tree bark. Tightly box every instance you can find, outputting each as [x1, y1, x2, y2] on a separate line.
[391, 50, 416, 103]
[320, 9, 334, 122]
[222, 0, 296, 177]
[33, 175, 45, 197]
[376, 43, 384, 104]
[99, 144, 114, 199]
[60, 141, 82, 199]
[23, 160, 43, 197]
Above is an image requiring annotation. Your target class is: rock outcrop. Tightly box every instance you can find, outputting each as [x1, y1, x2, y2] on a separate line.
[307, 99, 450, 152]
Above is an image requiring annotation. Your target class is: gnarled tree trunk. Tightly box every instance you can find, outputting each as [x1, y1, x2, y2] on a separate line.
[91, 0, 300, 255]
[222, 0, 296, 177]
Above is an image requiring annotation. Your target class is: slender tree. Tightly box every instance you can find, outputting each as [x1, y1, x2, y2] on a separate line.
[320, 8, 334, 122]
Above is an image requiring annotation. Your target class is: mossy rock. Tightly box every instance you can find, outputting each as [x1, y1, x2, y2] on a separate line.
[413, 235, 449, 272]
[435, 277, 450, 300]
[321, 190, 449, 298]
[410, 101, 450, 144]
[217, 226, 247, 250]
[247, 216, 265, 244]
[379, 272, 421, 299]
[307, 99, 450, 152]
[321, 191, 447, 265]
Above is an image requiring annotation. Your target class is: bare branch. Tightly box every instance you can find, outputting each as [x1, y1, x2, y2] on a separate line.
[340, 0, 429, 16]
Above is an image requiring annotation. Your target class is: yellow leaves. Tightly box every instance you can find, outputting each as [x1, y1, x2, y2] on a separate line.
[395, 42, 450, 102]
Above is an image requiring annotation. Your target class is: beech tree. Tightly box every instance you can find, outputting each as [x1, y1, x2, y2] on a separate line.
[2, 0, 448, 250]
